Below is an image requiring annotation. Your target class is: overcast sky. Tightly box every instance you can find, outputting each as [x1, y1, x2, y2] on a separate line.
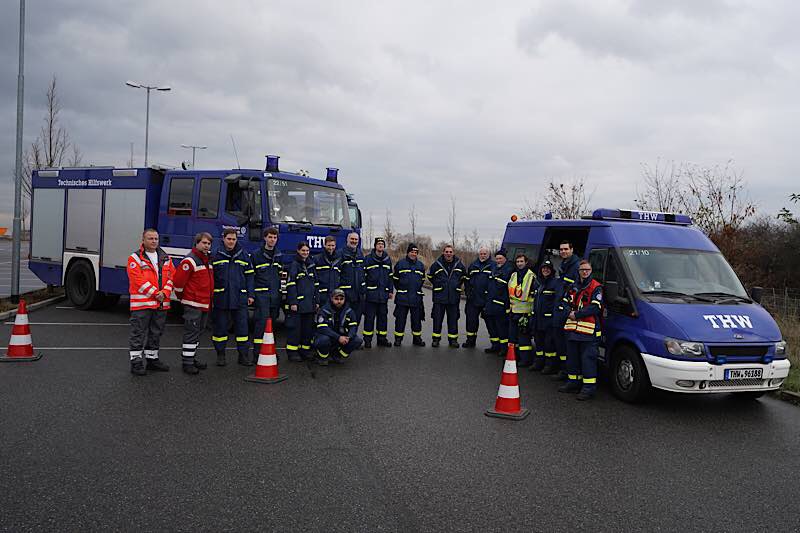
[1, 0, 798, 244]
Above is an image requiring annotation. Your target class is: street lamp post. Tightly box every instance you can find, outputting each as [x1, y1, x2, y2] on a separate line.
[181, 144, 207, 169]
[125, 81, 171, 166]
[11, 0, 26, 303]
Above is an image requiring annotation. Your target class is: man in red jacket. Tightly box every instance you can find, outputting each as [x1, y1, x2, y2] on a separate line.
[126, 229, 176, 376]
[173, 232, 215, 375]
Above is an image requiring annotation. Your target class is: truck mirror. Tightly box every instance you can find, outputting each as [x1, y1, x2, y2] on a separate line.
[750, 286, 763, 304]
[224, 174, 242, 184]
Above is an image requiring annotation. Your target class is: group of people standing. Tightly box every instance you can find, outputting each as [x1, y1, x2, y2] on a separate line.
[125, 228, 603, 399]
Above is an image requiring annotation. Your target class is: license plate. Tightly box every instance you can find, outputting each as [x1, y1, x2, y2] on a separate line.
[724, 368, 763, 380]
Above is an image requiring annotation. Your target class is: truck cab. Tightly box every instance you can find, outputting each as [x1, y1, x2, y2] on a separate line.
[502, 208, 790, 402]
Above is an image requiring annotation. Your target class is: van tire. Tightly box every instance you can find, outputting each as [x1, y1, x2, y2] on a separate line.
[65, 261, 104, 310]
[610, 345, 651, 403]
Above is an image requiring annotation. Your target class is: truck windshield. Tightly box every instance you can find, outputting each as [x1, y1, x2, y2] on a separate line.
[267, 178, 350, 226]
[621, 247, 749, 299]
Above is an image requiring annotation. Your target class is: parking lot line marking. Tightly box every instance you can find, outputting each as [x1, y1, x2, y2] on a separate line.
[3, 322, 183, 326]
[30, 346, 287, 351]
[56, 306, 75, 309]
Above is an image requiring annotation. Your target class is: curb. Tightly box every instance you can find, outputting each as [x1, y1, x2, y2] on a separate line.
[775, 389, 800, 405]
[0, 295, 66, 321]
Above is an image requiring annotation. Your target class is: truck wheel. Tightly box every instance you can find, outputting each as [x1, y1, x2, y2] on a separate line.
[65, 261, 103, 310]
[610, 345, 651, 403]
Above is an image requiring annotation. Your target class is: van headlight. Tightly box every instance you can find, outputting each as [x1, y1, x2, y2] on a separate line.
[665, 338, 705, 357]
[775, 340, 787, 356]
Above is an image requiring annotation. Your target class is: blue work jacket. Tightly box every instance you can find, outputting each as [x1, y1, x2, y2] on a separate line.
[364, 251, 393, 304]
[211, 244, 254, 309]
[465, 258, 494, 308]
[393, 256, 426, 307]
[286, 254, 318, 314]
[428, 255, 466, 305]
[251, 246, 283, 308]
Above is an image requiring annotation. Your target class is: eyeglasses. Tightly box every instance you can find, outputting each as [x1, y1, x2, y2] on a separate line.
[578, 268, 592, 272]
[559, 248, 570, 251]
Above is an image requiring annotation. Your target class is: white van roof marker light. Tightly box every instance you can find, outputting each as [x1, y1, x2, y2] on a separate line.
[591, 208, 692, 225]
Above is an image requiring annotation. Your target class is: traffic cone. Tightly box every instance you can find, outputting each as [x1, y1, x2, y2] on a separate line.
[1, 299, 42, 362]
[485, 343, 529, 420]
[244, 318, 288, 384]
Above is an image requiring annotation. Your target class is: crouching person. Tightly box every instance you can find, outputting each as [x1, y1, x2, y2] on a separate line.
[313, 289, 362, 366]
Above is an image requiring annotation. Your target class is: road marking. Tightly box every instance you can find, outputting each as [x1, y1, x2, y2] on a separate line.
[56, 306, 75, 309]
[4, 322, 183, 326]
[29, 346, 287, 351]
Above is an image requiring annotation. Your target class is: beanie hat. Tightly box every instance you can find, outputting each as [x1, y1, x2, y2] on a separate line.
[374, 236, 386, 247]
[407, 243, 419, 254]
[495, 248, 507, 258]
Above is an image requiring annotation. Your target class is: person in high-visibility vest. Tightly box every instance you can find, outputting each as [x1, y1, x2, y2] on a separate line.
[508, 253, 536, 366]
[558, 259, 603, 401]
[126, 228, 176, 375]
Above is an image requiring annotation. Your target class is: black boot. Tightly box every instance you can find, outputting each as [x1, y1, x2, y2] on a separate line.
[497, 345, 508, 357]
[448, 339, 459, 349]
[393, 338, 402, 347]
[363, 337, 372, 349]
[412, 337, 426, 347]
[216, 352, 227, 367]
[130, 359, 146, 376]
[530, 357, 545, 372]
[182, 358, 199, 375]
[558, 381, 581, 393]
[540, 360, 558, 375]
[484, 344, 500, 354]
[288, 351, 303, 362]
[194, 356, 208, 370]
[432, 338, 440, 348]
[377, 336, 391, 347]
[146, 358, 170, 372]
[316, 354, 330, 366]
[552, 369, 568, 382]
[462, 338, 476, 348]
[238, 353, 253, 366]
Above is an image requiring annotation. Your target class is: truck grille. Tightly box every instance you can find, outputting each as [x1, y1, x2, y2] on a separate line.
[707, 378, 767, 388]
[708, 345, 768, 357]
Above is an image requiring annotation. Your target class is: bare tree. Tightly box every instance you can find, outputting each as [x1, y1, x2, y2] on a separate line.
[408, 203, 419, 243]
[635, 159, 685, 213]
[365, 211, 375, 249]
[521, 178, 593, 219]
[383, 208, 396, 252]
[21, 76, 82, 230]
[778, 193, 799, 225]
[446, 195, 457, 246]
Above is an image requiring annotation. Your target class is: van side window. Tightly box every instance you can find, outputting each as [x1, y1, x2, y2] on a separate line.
[168, 178, 194, 216]
[198, 178, 220, 219]
[226, 182, 243, 214]
[505, 243, 540, 264]
[588, 248, 608, 283]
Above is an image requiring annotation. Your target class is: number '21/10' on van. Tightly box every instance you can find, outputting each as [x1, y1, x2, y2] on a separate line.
[502, 208, 790, 402]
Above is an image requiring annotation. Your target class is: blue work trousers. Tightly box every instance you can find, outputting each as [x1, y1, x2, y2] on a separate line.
[363, 302, 388, 340]
[212, 307, 249, 357]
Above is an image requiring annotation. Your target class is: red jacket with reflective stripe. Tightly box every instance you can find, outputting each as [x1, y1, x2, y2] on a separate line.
[126, 247, 176, 311]
[172, 249, 214, 310]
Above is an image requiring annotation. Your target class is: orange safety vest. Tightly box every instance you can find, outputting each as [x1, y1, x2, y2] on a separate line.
[126, 247, 176, 311]
[563, 278, 602, 336]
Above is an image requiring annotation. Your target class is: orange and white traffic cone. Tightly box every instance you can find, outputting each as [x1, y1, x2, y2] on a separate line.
[244, 318, 288, 384]
[485, 343, 529, 420]
[1, 299, 42, 362]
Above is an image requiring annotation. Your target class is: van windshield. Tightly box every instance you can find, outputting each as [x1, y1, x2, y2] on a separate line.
[267, 178, 350, 227]
[621, 247, 748, 300]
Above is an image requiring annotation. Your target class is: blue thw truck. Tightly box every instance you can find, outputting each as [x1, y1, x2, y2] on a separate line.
[502, 208, 790, 402]
[28, 155, 360, 310]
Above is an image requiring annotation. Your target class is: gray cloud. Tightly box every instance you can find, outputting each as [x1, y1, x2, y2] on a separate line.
[1, 0, 799, 243]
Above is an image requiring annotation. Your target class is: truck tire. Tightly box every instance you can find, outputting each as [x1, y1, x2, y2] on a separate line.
[610, 345, 652, 403]
[65, 261, 104, 310]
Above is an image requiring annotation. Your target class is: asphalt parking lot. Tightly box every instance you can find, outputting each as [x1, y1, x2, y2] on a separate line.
[0, 240, 46, 298]
[2, 298, 800, 532]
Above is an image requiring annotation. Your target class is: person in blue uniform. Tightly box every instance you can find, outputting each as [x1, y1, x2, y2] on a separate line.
[483, 249, 513, 355]
[428, 245, 466, 348]
[393, 243, 426, 347]
[552, 240, 580, 381]
[313, 289, 362, 365]
[285, 241, 318, 362]
[313, 236, 341, 305]
[339, 232, 366, 326]
[251, 227, 283, 361]
[463, 246, 493, 348]
[362, 237, 393, 348]
[530, 259, 559, 372]
[211, 228, 254, 366]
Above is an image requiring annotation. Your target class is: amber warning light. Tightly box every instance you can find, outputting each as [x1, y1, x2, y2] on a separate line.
[510, 214, 518, 222]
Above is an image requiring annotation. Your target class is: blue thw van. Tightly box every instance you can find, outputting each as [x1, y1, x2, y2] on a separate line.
[502, 208, 790, 402]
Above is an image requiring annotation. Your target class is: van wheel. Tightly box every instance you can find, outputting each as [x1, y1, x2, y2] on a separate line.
[65, 261, 103, 310]
[610, 346, 651, 403]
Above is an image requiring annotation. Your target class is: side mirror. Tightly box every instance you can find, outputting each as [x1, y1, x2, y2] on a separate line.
[750, 286, 763, 304]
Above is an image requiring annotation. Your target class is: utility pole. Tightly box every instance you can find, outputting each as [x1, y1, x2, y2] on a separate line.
[11, 0, 26, 303]
[181, 144, 207, 169]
